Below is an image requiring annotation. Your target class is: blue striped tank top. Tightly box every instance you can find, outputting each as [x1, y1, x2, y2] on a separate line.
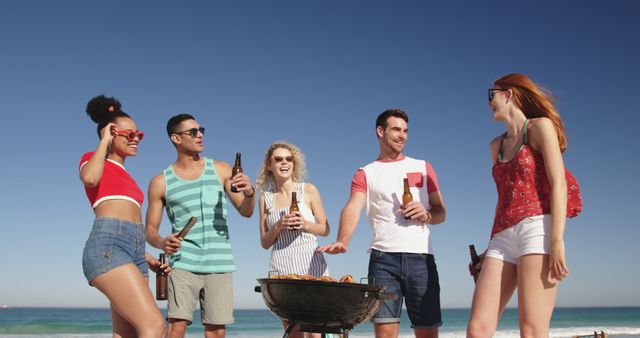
[264, 183, 328, 277]
[164, 158, 235, 273]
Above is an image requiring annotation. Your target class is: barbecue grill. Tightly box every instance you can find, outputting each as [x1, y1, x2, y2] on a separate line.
[255, 278, 392, 338]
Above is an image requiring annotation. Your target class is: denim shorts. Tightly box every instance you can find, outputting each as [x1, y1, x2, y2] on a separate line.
[368, 249, 442, 328]
[82, 217, 148, 285]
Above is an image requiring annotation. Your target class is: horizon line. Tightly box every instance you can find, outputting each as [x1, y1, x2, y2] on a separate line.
[3, 305, 639, 310]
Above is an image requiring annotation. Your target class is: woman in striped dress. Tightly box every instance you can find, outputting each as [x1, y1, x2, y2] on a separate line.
[256, 141, 330, 338]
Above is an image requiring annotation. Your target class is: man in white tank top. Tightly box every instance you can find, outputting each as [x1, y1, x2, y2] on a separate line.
[318, 109, 447, 338]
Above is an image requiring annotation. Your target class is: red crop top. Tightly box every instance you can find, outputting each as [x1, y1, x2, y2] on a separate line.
[79, 152, 144, 209]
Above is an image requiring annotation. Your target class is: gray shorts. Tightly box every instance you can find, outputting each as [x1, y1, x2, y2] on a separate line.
[167, 269, 234, 326]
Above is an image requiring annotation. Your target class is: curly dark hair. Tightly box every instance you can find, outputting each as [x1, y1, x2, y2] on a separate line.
[85, 95, 130, 137]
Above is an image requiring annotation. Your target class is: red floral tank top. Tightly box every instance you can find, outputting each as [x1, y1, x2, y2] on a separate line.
[491, 127, 582, 237]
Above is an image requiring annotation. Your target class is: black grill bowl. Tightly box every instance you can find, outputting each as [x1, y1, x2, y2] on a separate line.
[255, 278, 388, 330]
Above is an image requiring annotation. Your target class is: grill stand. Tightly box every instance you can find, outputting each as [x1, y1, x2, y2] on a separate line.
[254, 281, 391, 338]
[283, 322, 351, 338]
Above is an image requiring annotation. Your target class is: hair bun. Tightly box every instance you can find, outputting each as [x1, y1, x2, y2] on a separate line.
[85, 95, 122, 123]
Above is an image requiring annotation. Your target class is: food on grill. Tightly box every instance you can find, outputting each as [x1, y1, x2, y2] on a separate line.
[300, 274, 316, 280]
[270, 274, 353, 283]
[319, 276, 337, 282]
[270, 274, 300, 279]
[339, 274, 354, 283]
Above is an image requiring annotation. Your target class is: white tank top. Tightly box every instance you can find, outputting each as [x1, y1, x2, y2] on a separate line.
[263, 183, 329, 277]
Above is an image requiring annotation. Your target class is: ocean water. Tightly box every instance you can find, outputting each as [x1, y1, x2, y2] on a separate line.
[0, 307, 639, 337]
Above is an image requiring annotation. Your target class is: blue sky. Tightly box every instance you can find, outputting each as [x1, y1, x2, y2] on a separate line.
[1, 1, 639, 310]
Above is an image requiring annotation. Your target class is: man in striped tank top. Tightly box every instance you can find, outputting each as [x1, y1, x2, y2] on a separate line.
[146, 114, 255, 338]
[319, 109, 447, 338]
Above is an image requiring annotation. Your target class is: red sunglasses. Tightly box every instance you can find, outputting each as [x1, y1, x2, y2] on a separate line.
[115, 129, 144, 141]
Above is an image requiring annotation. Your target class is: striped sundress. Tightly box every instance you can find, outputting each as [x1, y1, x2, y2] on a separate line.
[264, 183, 328, 277]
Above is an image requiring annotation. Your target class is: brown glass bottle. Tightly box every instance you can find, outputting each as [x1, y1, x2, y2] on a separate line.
[469, 244, 480, 284]
[177, 216, 197, 240]
[156, 253, 168, 300]
[230, 152, 242, 193]
[289, 191, 299, 214]
[402, 178, 413, 220]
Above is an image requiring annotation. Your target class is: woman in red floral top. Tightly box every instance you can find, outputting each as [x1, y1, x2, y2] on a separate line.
[467, 74, 582, 338]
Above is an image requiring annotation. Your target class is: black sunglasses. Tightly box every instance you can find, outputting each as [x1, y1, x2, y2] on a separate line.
[175, 127, 205, 137]
[488, 88, 507, 101]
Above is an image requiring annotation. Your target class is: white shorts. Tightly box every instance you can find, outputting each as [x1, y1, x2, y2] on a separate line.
[486, 215, 551, 264]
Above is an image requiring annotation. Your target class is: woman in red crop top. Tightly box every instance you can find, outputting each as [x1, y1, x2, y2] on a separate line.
[80, 95, 166, 338]
[467, 74, 581, 338]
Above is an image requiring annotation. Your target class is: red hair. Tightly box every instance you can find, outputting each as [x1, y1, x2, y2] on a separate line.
[495, 74, 568, 152]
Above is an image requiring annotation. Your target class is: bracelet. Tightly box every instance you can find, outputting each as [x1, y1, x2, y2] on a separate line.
[244, 186, 256, 198]
[422, 210, 432, 224]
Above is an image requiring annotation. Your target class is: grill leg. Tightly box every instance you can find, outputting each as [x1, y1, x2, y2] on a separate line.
[283, 323, 295, 338]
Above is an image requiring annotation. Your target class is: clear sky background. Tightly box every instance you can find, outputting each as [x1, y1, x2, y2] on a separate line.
[1, 1, 639, 310]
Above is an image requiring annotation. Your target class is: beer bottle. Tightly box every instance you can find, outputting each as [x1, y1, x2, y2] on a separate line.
[230, 152, 242, 193]
[177, 216, 197, 240]
[156, 253, 168, 300]
[402, 178, 413, 220]
[469, 244, 480, 284]
[289, 191, 299, 214]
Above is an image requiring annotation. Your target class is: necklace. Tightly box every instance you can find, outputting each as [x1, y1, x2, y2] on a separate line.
[499, 119, 528, 161]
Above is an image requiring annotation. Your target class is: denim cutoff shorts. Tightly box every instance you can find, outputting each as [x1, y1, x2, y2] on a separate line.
[82, 217, 148, 285]
[368, 249, 442, 328]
